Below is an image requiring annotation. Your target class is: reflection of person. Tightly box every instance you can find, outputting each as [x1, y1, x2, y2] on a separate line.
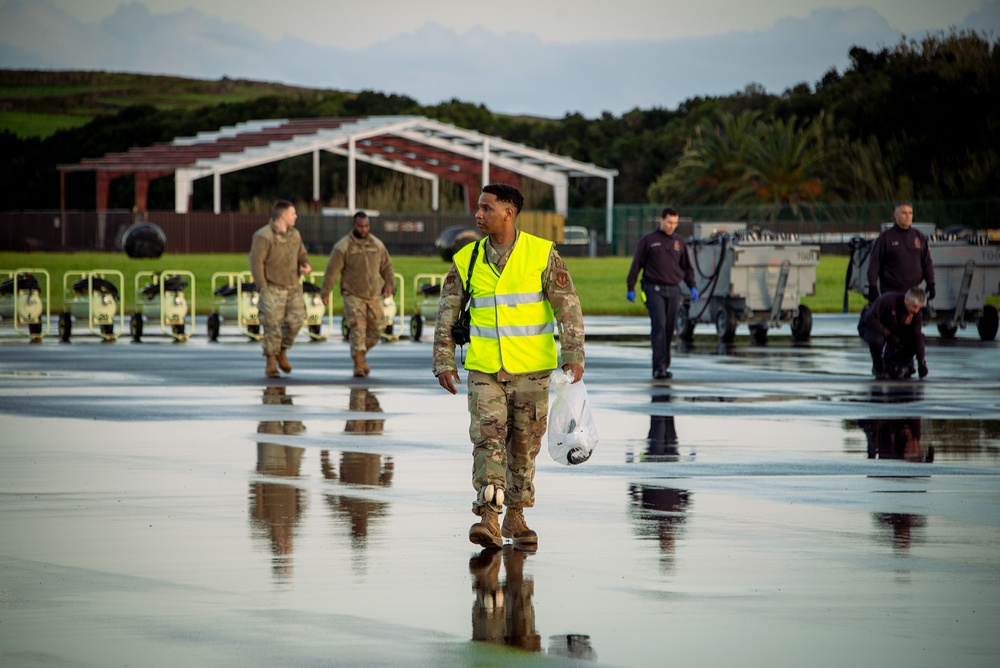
[469, 546, 540, 652]
[345, 388, 385, 434]
[628, 484, 690, 571]
[859, 418, 933, 462]
[866, 201, 935, 303]
[873, 512, 926, 554]
[433, 184, 585, 550]
[320, 212, 395, 378]
[858, 288, 928, 380]
[249, 387, 306, 579]
[249, 200, 313, 379]
[626, 207, 697, 379]
[646, 395, 679, 460]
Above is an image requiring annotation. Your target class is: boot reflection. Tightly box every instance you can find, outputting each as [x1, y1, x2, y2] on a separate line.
[469, 546, 541, 652]
[646, 394, 680, 461]
[873, 512, 927, 555]
[322, 451, 394, 550]
[250, 387, 306, 580]
[345, 387, 385, 434]
[859, 418, 933, 462]
[628, 484, 691, 572]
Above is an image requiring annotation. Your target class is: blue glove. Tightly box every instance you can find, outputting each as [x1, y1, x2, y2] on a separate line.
[626, 290, 636, 303]
[690, 287, 699, 302]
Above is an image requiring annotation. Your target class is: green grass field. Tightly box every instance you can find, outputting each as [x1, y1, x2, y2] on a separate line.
[0, 251, 918, 317]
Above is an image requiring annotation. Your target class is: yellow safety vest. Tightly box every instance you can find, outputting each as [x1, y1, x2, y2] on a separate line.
[454, 232, 557, 373]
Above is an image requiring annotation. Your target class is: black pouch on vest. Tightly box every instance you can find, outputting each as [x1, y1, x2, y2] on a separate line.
[452, 240, 481, 346]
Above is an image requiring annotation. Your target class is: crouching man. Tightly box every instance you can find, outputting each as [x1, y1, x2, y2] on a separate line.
[858, 287, 929, 380]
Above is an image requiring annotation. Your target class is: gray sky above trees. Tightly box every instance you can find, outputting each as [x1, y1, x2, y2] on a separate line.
[2, 0, 997, 116]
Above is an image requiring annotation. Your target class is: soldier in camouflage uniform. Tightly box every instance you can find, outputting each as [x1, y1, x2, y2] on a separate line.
[433, 184, 585, 551]
[321, 212, 395, 377]
[249, 200, 312, 379]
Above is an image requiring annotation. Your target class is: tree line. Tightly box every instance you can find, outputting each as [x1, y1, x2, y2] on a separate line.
[1, 30, 996, 215]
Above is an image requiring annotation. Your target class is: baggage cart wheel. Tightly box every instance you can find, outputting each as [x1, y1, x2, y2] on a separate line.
[58, 312, 71, 342]
[28, 322, 42, 335]
[130, 313, 143, 342]
[341, 318, 349, 340]
[309, 324, 322, 337]
[676, 305, 695, 341]
[410, 314, 424, 341]
[937, 322, 958, 339]
[715, 306, 737, 343]
[247, 324, 260, 341]
[207, 313, 220, 342]
[172, 324, 185, 336]
[791, 305, 813, 342]
[978, 305, 998, 341]
[750, 324, 769, 344]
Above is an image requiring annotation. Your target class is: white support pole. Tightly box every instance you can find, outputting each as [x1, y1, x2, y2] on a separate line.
[312, 149, 320, 206]
[605, 176, 615, 244]
[553, 177, 569, 218]
[175, 174, 192, 213]
[348, 136, 357, 214]
[481, 138, 490, 187]
[432, 175, 440, 212]
[213, 172, 221, 214]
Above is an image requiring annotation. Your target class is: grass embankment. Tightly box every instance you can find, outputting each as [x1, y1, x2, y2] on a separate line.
[1, 251, 905, 316]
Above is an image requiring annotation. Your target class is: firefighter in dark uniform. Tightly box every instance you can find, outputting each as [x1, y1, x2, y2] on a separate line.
[858, 287, 929, 379]
[626, 207, 698, 379]
[866, 201, 935, 302]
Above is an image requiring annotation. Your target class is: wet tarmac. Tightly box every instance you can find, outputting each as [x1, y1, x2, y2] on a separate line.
[1, 315, 998, 667]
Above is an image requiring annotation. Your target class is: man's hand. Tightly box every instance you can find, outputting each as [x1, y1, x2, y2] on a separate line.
[562, 363, 584, 383]
[918, 361, 929, 379]
[626, 290, 636, 303]
[926, 283, 936, 301]
[299, 261, 312, 276]
[867, 285, 879, 303]
[321, 294, 330, 307]
[886, 334, 901, 348]
[690, 287, 699, 302]
[383, 283, 395, 297]
[437, 370, 462, 394]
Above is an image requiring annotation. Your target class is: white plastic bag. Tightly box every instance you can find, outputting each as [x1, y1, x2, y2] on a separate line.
[547, 369, 598, 465]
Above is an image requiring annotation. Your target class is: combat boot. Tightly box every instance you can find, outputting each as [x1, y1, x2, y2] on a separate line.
[502, 507, 538, 548]
[276, 348, 292, 373]
[352, 351, 369, 377]
[469, 506, 502, 548]
[265, 355, 280, 378]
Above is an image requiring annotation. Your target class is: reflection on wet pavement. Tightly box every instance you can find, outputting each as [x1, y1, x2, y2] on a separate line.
[628, 485, 691, 572]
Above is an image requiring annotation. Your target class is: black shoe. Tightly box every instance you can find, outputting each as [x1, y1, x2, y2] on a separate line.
[902, 366, 915, 379]
[653, 370, 672, 380]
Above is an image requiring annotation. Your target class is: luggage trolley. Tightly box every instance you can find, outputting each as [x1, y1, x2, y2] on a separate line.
[207, 271, 260, 341]
[847, 224, 1000, 341]
[340, 272, 405, 342]
[408, 272, 448, 341]
[59, 270, 125, 342]
[680, 223, 819, 343]
[0, 268, 50, 342]
[130, 270, 195, 342]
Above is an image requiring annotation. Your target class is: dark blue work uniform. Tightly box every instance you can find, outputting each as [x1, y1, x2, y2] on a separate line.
[867, 225, 935, 299]
[627, 230, 696, 377]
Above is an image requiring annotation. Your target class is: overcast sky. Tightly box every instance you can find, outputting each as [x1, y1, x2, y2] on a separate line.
[48, 0, 987, 48]
[3, 0, 996, 117]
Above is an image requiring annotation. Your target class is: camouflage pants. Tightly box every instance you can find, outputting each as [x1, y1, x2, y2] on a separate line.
[258, 286, 306, 356]
[467, 370, 551, 513]
[343, 294, 384, 355]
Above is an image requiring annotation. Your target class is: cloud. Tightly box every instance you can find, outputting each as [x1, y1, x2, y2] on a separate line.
[1, 0, 996, 117]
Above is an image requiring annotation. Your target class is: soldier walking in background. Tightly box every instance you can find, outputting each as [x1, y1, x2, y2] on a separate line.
[321, 211, 395, 377]
[249, 200, 312, 379]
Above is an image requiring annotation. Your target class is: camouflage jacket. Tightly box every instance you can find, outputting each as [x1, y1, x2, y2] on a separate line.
[432, 233, 584, 377]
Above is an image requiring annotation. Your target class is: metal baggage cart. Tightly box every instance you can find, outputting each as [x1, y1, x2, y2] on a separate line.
[680, 223, 819, 343]
[207, 271, 260, 341]
[408, 273, 448, 341]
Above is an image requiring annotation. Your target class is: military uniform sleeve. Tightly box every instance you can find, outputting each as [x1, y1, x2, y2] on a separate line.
[296, 232, 309, 268]
[321, 244, 346, 297]
[380, 244, 395, 292]
[543, 248, 585, 368]
[432, 265, 464, 376]
[249, 234, 269, 290]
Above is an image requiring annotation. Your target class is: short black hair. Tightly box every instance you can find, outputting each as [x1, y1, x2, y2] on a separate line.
[353, 211, 369, 223]
[271, 200, 294, 220]
[661, 207, 679, 218]
[482, 183, 524, 215]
